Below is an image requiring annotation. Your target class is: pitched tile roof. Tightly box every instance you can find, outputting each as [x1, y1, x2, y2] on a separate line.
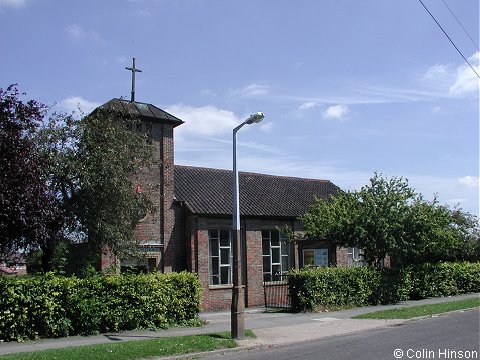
[174, 165, 340, 217]
[99, 98, 184, 127]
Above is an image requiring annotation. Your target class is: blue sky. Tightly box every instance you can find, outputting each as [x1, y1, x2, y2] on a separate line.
[1, 0, 479, 215]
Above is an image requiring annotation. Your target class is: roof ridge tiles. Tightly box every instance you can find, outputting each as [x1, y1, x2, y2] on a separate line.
[174, 164, 330, 183]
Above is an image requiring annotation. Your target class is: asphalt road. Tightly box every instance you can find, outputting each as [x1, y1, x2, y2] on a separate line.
[209, 309, 480, 360]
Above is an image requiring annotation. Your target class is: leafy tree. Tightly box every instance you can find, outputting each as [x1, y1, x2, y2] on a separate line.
[450, 209, 480, 262]
[301, 173, 478, 267]
[0, 85, 64, 271]
[37, 106, 156, 263]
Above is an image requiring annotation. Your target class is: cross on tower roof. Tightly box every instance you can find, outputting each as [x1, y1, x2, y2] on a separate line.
[125, 57, 142, 102]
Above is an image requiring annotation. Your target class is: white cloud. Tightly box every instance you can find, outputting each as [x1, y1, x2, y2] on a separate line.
[66, 24, 86, 41]
[422, 64, 449, 83]
[448, 52, 480, 97]
[420, 52, 479, 98]
[0, 0, 27, 9]
[199, 89, 217, 97]
[299, 101, 317, 110]
[259, 122, 274, 133]
[65, 24, 106, 45]
[323, 104, 349, 120]
[230, 84, 269, 98]
[458, 176, 479, 188]
[166, 104, 239, 137]
[57, 96, 101, 115]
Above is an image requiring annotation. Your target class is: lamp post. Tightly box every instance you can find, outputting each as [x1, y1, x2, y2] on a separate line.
[231, 112, 265, 340]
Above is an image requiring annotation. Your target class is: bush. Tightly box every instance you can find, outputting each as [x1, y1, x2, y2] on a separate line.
[289, 266, 381, 311]
[0, 272, 202, 341]
[409, 262, 480, 299]
[288, 262, 480, 312]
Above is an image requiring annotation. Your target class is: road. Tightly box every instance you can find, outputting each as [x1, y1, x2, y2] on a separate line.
[208, 309, 480, 360]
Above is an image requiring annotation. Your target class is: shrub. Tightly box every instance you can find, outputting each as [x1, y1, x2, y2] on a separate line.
[288, 262, 479, 312]
[409, 262, 480, 299]
[289, 266, 381, 312]
[0, 272, 202, 341]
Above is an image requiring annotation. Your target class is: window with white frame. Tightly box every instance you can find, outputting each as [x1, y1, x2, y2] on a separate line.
[208, 229, 232, 285]
[347, 247, 366, 267]
[262, 230, 291, 282]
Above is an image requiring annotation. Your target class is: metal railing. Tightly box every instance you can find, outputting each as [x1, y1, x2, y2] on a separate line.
[263, 273, 290, 310]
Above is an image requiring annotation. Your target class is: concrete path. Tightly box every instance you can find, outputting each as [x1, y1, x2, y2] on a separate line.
[0, 293, 478, 356]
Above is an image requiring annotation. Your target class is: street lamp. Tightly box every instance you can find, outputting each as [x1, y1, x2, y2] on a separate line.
[231, 112, 265, 340]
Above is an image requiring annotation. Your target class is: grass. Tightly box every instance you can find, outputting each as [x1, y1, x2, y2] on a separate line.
[0, 330, 256, 360]
[352, 297, 480, 319]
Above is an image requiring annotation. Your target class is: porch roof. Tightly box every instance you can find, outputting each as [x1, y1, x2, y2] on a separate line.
[174, 165, 340, 218]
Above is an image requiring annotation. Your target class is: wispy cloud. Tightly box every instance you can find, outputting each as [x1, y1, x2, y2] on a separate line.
[199, 88, 217, 98]
[230, 83, 270, 98]
[298, 101, 318, 110]
[458, 176, 479, 188]
[113, 56, 128, 64]
[406, 174, 479, 214]
[323, 104, 349, 120]
[259, 122, 274, 133]
[135, 9, 151, 16]
[0, 0, 27, 9]
[57, 96, 101, 115]
[270, 53, 479, 111]
[419, 51, 479, 98]
[65, 24, 106, 46]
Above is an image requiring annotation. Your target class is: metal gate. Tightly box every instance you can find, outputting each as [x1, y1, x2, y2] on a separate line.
[263, 274, 290, 309]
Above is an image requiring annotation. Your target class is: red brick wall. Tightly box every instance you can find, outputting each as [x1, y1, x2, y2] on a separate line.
[133, 121, 163, 246]
[101, 245, 118, 272]
[130, 121, 185, 273]
[244, 219, 278, 308]
[162, 125, 180, 272]
[336, 247, 349, 267]
[190, 217, 300, 310]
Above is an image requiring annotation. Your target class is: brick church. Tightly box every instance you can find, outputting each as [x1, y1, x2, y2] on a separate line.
[95, 97, 361, 310]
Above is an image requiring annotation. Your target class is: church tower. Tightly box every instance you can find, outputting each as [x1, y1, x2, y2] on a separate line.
[96, 59, 185, 272]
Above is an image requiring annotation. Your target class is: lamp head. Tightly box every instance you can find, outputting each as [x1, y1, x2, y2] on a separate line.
[245, 112, 265, 124]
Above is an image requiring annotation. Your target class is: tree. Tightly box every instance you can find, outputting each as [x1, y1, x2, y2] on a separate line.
[37, 106, 156, 263]
[0, 85, 64, 271]
[450, 209, 480, 262]
[301, 173, 478, 267]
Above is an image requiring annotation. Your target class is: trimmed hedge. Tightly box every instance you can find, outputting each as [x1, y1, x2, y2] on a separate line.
[288, 262, 480, 312]
[0, 272, 202, 342]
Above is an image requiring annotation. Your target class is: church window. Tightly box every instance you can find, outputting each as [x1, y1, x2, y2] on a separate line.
[208, 229, 232, 285]
[262, 230, 291, 282]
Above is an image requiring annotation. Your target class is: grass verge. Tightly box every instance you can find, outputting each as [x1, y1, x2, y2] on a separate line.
[0, 330, 256, 360]
[352, 297, 480, 319]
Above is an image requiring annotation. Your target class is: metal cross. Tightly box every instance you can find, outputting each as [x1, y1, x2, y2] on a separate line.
[125, 57, 142, 102]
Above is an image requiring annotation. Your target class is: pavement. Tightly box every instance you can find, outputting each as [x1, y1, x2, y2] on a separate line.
[0, 293, 478, 357]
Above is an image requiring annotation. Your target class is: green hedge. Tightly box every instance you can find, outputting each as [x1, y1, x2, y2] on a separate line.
[0, 272, 202, 342]
[409, 262, 480, 300]
[288, 262, 480, 312]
